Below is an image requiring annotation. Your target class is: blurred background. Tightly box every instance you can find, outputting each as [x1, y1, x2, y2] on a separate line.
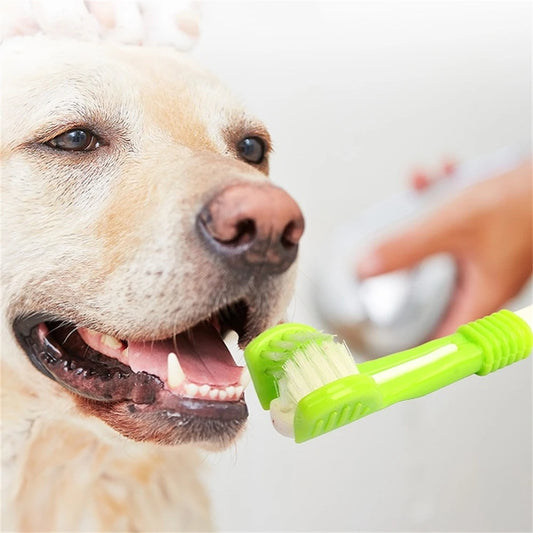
[192, 1, 532, 531]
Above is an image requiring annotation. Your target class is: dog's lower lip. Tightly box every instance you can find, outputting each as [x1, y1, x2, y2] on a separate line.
[12, 308, 251, 422]
[15, 319, 163, 404]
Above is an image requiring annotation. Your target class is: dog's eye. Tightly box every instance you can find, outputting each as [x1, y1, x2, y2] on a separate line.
[46, 129, 101, 152]
[237, 137, 265, 164]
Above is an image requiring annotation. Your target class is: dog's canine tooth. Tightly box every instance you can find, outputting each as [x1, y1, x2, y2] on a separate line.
[167, 352, 186, 389]
[225, 386, 235, 399]
[235, 386, 244, 398]
[184, 383, 198, 397]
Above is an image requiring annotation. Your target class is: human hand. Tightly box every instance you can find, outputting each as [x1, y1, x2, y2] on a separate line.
[357, 160, 533, 338]
[0, 0, 200, 49]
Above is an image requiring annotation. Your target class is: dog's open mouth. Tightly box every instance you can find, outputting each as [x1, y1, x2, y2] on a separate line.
[13, 301, 252, 424]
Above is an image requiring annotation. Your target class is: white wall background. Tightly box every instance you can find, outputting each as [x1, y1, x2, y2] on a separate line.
[192, 2, 532, 531]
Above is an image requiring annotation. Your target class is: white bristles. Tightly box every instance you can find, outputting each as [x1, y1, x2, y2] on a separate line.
[270, 339, 359, 438]
[277, 340, 358, 409]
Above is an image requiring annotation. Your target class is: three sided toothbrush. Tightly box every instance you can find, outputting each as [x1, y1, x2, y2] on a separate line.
[244, 306, 533, 443]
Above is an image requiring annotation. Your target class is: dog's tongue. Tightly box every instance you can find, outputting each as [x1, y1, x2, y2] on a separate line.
[127, 322, 242, 387]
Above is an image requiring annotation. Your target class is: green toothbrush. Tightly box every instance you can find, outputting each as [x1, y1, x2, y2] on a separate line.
[244, 306, 533, 443]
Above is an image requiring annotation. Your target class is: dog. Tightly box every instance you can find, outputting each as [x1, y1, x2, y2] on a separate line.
[1, 34, 304, 531]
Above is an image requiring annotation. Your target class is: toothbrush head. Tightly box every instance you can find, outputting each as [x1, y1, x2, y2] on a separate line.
[243, 323, 331, 410]
[244, 323, 384, 442]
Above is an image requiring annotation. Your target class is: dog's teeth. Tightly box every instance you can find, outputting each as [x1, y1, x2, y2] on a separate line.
[198, 384, 210, 397]
[167, 377, 242, 401]
[122, 347, 129, 360]
[184, 383, 199, 397]
[239, 367, 251, 389]
[102, 334, 122, 350]
[167, 352, 185, 389]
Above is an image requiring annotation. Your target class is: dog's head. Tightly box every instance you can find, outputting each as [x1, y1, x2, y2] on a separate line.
[1, 36, 304, 448]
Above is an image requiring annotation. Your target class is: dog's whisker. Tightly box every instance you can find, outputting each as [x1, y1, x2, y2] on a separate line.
[172, 329, 179, 355]
[46, 321, 70, 336]
[62, 325, 80, 345]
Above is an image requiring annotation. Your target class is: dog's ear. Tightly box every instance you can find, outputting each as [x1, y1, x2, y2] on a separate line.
[0, 0, 202, 51]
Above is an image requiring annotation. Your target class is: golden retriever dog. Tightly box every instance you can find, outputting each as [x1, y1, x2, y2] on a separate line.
[1, 34, 304, 531]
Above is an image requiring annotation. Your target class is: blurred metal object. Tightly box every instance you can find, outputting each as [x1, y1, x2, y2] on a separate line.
[314, 146, 529, 358]
[316, 251, 456, 357]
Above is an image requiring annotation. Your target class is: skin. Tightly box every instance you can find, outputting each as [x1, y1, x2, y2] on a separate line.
[357, 160, 532, 338]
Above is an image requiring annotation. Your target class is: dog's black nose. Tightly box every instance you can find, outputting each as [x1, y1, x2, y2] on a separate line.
[197, 183, 304, 274]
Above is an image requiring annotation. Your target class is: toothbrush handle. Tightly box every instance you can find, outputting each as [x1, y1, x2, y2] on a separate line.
[293, 309, 531, 442]
[357, 309, 533, 408]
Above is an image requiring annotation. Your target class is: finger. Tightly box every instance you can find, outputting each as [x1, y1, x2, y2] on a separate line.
[357, 186, 479, 280]
[103, 0, 144, 44]
[357, 208, 463, 279]
[31, 0, 100, 40]
[140, 0, 200, 50]
[0, 0, 39, 41]
[175, 6, 201, 40]
[84, 0, 117, 31]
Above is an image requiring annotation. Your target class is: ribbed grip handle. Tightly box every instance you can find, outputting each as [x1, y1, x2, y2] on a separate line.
[457, 309, 533, 376]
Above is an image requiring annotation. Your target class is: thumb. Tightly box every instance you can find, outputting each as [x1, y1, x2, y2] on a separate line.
[357, 209, 459, 279]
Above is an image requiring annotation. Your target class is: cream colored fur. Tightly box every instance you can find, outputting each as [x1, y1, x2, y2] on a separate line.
[1, 36, 296, 531]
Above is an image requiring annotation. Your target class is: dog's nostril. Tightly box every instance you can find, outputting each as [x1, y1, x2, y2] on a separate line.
[197, 183, 305, 274]
[197, 211, 257, 248]
[281, 220, 304, 250]
[228, 219, 257, 247]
